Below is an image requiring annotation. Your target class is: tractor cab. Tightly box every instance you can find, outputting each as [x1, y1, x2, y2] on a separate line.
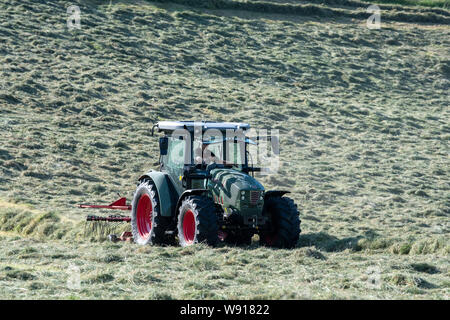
[153, 121, 260, 195]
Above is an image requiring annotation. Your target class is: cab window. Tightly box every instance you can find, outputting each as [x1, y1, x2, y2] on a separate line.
[226, 140, 245, 167]
[168, 138, 186, 168]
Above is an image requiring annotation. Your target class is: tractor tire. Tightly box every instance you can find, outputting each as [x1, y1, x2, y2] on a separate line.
[177, 195, 218, 247]
[131, 180, 169, 245]
[260, 196, 301, 249]
[225, 230, 254, 246]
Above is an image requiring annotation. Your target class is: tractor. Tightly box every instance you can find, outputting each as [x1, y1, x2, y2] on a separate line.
[81, 121, 301, 248]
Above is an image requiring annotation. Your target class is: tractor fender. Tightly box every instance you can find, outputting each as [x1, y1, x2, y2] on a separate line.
[264, 190, 290, 200]
[175, 189, 209, 217]
[138, 170, 179, 217]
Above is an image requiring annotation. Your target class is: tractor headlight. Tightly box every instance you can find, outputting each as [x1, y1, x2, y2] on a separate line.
[241, 196, 245, 200]
[241, 191, 245, 196]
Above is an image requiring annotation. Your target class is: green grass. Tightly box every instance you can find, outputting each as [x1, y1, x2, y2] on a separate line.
[0, 0, 449, 299]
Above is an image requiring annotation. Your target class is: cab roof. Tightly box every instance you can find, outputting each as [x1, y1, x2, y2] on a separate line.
[155, 121, 251, 133]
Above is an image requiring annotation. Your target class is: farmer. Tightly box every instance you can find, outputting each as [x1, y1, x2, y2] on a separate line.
[194, 142, 218, 165]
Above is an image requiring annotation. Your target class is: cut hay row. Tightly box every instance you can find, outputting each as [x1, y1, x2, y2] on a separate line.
[149, 0, 450, 24]
[240, 0, 450, 15]
[0, 200, 128, 241]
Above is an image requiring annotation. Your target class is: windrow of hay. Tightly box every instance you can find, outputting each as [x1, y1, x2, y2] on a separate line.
[150, 0, 450, 24]
[0, 205, 76, 240]
[242, 0, 450, 13]
[0, 200, 128, 241]
[358, 237, 449, 255]
[299, 231, 449, 255]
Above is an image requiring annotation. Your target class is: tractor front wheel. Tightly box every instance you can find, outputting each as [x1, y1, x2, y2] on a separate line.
[177, 195, 218, 247]
[260, 196, 301, 249]
[131, 181, 169, 245]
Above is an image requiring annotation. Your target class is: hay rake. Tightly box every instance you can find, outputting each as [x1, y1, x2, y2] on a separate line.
[80, 197, 133, 241]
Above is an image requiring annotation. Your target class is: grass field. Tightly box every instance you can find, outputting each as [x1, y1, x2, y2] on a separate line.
[0, 0, 449, 299]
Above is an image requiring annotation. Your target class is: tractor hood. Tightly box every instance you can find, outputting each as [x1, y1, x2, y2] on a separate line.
[210, 168, 264, 193]
[208, 168, 265, 224]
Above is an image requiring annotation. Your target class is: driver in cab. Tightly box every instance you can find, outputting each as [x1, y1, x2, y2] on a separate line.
[195, 142, 219, 165]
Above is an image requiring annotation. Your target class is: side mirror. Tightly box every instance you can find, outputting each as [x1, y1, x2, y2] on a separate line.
[159, 137, 168, 156]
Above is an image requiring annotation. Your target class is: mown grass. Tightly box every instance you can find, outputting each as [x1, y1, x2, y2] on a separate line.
[148, 0, 450, 23]
[360, 0, 449, 8]
[249, 0, 449, 8]
[0, 204, 448, 299]
[0, 232, 448, 299]
[0, 0, 449, 299]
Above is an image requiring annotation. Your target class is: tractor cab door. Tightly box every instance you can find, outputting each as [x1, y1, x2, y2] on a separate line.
[163, 136, 188, 195]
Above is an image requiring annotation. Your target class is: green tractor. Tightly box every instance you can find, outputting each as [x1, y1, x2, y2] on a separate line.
[130, 121, 301, 248]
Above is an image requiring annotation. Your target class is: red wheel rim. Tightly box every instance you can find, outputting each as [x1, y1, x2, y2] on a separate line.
[183, 210, 196, 244]
[136, 194, 152, 239]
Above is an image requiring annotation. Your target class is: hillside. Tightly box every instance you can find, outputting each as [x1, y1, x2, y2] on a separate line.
[0, 0, 448, 299]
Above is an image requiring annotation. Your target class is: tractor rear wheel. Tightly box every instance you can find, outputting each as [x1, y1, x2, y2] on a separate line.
[131, 181, 169, 245]
[177, 195, 218, 247]
[260, 196, 301, 249]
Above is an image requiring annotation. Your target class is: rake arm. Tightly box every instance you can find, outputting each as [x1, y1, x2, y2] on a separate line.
[86, 215, 131, 222]
[78, 197, 132, 211]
